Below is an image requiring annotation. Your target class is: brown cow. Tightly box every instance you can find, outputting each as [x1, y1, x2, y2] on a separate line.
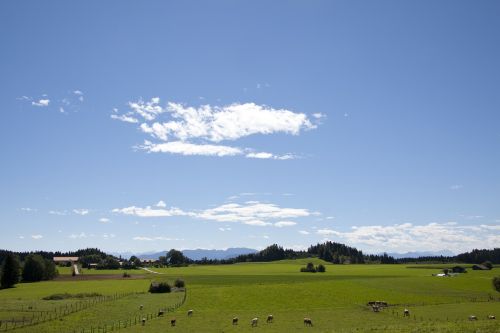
[232, 317, 238, 325]
[267, 315, 273, 323]
[171, 318, 176, 326]
[304, 318, 313, 326]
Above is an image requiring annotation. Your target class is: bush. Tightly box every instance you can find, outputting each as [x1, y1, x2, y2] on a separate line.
[317, 264, 326, 273]
[42, 292, 102, 300]
[174, 278, 185, 288]
[1, 253, 21, 288]
[300, 262, 317, 273]
[123, 272, 131, 278]
[483, 261, 493, 270]
[493, 276, 500, 292]
[149, 282, 171, 293]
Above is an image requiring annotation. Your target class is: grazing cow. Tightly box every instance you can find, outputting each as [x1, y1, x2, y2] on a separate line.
[469, 315, 477, 321]
[158, 310, 165, 317]
[187, 309, 193, 316]
[267, 315, 273, 323]
[488, 315, 495, 320]
[403, 309, 410, 317]
[141, 318, 146, 326]
[372, 305, 380, 313]
[304, 318, 313, 326]
[171, 318, 176, 326]
[139, 305, 144, 310]
[251, 317, 258, 327]
[232, 317, 239, 325]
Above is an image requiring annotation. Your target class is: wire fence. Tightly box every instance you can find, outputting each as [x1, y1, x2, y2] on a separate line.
[0, 292, 143, 331]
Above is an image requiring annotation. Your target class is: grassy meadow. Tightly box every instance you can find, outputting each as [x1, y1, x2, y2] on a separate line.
[0, 260, 498, 332]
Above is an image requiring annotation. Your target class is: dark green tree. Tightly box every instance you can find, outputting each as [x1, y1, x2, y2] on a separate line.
[164, 249, 190, 266]
[22, 254, 46, 282]
[1, 253, 21, 288]
[317, 264, 326, 272]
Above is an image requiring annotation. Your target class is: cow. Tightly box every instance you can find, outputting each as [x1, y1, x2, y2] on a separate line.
[171, 318, 176, 326]
[251, 317, 258, 327]
[469, 315, 477, 321]
[158, 310, 165, 317]
[372, 305, 380, 313]
[304, 318, 313, 326]
[403, 309, 410, 317]
[187, 309, 193, 317]
[139, 305, 144, 310]
[141, 318, 146, 326]
[232, 317, 238, 325]
[267, 315, 273, 323]
[488, 315, 496, 320]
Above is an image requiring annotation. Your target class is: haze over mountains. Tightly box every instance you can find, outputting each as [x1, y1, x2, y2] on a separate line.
[112, 248, 455, 261]
[113, 248, 258, 260]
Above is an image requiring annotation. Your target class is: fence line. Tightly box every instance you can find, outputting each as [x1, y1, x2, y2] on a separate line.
[0, 292, 143, 332]
[75, 288, 187, 333]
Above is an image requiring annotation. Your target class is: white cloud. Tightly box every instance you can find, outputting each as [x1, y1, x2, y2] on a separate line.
[73, 90, 83, 95]
[317, 229, 340, 236]
[31, 234, 43, 239]
[312, 113, 326, 119]
[318, 223, 500, 253]
[99, 218, 111, 223]
[326, 216, 335, 220]
[140, 140, 243, 157]
[218, 227, 232, 232]
[246, 152, 297, 160]
[49, 210, 67, 216]
[132, 236, 183, 241]
[138, 102, 314, 142]
[21, 207, 37, 212]
[128, 97, 164, 121]
[32, 99, 50, 107]
[112, 205, 189, 218]
[156, 200, 167, 208]
[274, 221, 297, 228]
[111, 114, 139, 123]
[73, 209, 89, 216]
[299, 230, 310, 235]
[115, 99, 319, 158]
[197, 201, 311, 225]
[450, 184, 463, 190]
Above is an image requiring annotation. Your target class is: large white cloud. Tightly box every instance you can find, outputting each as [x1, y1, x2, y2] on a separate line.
[113, 98, 319, 158]
[316, 222, 500, 253]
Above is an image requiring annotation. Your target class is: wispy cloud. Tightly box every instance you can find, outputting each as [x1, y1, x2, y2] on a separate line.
[450, 184, 463, 190]
[132, 236, 183, 241]
[299, 230, 310, 235]
[112, 205, 189, 218]
[113, 98, 319, 158]
[31, 234, 43, 239]
[274, 221, 297, 228]
[49, 210, 68, 216]
[99, 218, 111, 223]
[73, 209, 89, 216]
[32, 99, 50, 107]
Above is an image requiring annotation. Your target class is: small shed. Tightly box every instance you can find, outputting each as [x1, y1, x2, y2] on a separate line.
[53, 256, 79, 265]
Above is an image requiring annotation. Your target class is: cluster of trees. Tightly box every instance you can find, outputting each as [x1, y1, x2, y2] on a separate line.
[1, 253, 58, 288]
[300, 262, 326, 273]
[159, 249, 192, 267]
[309, 242, 366, 264]
[396, 248, 500, 264]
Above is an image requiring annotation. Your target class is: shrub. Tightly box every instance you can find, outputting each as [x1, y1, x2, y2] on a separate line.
[317, 264, 326, 273]
[149, 282, 171, 293]
[42, 292, 102, 300]
[174, 278, 185, 288]
[483, 261, 493, 270]
[1, 253, 21, 288]
[123, 272, 131, 278]
[493, 276, 500, 292]
[300, 262, 317, 273]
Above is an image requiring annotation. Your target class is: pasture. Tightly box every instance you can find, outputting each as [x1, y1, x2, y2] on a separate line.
[0, 261, 498, 332]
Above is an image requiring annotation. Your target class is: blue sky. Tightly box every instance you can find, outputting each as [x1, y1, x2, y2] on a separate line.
[1, 1, 499, 254]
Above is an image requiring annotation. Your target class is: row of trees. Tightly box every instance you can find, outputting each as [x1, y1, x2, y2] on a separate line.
[1, 253, 58, 288]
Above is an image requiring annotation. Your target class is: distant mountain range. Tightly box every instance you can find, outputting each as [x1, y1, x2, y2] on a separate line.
[112, 248, 258, 261]
[386, 250, 455, 259]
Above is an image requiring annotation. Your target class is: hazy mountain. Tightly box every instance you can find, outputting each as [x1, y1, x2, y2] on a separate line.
[112, 248, 257, 261]
[387, 250, 455, 259]
[182, 248, 258, 260]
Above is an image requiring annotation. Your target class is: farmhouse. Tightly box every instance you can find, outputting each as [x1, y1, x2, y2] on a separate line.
[53, 256, 79, 265]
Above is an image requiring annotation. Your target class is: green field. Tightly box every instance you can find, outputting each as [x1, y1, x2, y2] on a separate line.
[0, 261, 498, 332]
